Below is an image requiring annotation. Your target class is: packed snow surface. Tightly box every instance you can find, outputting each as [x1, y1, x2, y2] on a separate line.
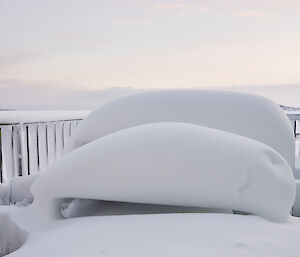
[65, 90, 295, 172]
[32, 122, 295, 222]
[4, 212, 300, 257]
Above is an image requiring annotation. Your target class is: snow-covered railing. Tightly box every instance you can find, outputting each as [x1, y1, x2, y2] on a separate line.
[286, 113, 300, 136]
[0, 111, 90, 183]
[286, 113, 300, 157]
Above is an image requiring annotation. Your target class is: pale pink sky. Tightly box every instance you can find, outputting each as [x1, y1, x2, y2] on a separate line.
[0, 0, 300, 91]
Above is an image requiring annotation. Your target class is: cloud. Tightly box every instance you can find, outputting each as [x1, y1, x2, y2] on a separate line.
[210, 84, 300, 107]
[0, 80, 143, 110]
[54, 32, 114, 48]
[152, 4, 277, 20]
[0, 50, 46, 68]
[113, 20, 150, 25]
[230, 10, 278, 19]
[0, 50, 47, 68]
[153, 3, 208, 13]
[1, 80, 300, 110]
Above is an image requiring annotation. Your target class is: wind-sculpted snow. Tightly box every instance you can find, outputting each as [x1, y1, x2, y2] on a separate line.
[7, 214, 300, 257]
[0, 213, 28, 256]
[0, 90, 299, 257]
[32, 123, 295, 222]
[64, 90, 295, 172]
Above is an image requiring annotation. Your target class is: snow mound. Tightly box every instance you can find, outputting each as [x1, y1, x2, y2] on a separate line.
[0, 213, 28, 257]
[0, 183, 10, 205]
[32, 122, 295, 222]
[64, 90, 295, 172]
[9, 175, 38, 205]
[0, 175, 37, 206]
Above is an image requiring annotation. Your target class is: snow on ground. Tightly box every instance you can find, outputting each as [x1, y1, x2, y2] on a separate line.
[4, 212, 300, 257]
[1, 199, 300, 257]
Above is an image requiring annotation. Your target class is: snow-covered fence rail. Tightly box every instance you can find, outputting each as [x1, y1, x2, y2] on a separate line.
[287, 113, 300, 136]
[286, 113, 300, 157]
[0, 111, 89, 183]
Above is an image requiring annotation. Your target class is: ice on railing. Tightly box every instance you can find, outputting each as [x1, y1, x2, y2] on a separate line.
[0, 110, 90, 124]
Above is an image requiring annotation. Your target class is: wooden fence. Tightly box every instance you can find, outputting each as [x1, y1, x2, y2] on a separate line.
[0, 120, 80, 183]
[287, 113, 300, 157]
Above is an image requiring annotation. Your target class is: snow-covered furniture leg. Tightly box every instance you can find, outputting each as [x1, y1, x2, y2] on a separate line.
[0, 174, 39, 205]
[292, 179, 300, 216]
[0, 182, 10, 205]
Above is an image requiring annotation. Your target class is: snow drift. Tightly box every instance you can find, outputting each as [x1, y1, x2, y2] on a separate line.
[7, 214, 300, 257]
[0, 213, 28, 256]
[32, 123, 295, 222]
[0, 90, 298, 257]
[64, 90, 295, 172]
